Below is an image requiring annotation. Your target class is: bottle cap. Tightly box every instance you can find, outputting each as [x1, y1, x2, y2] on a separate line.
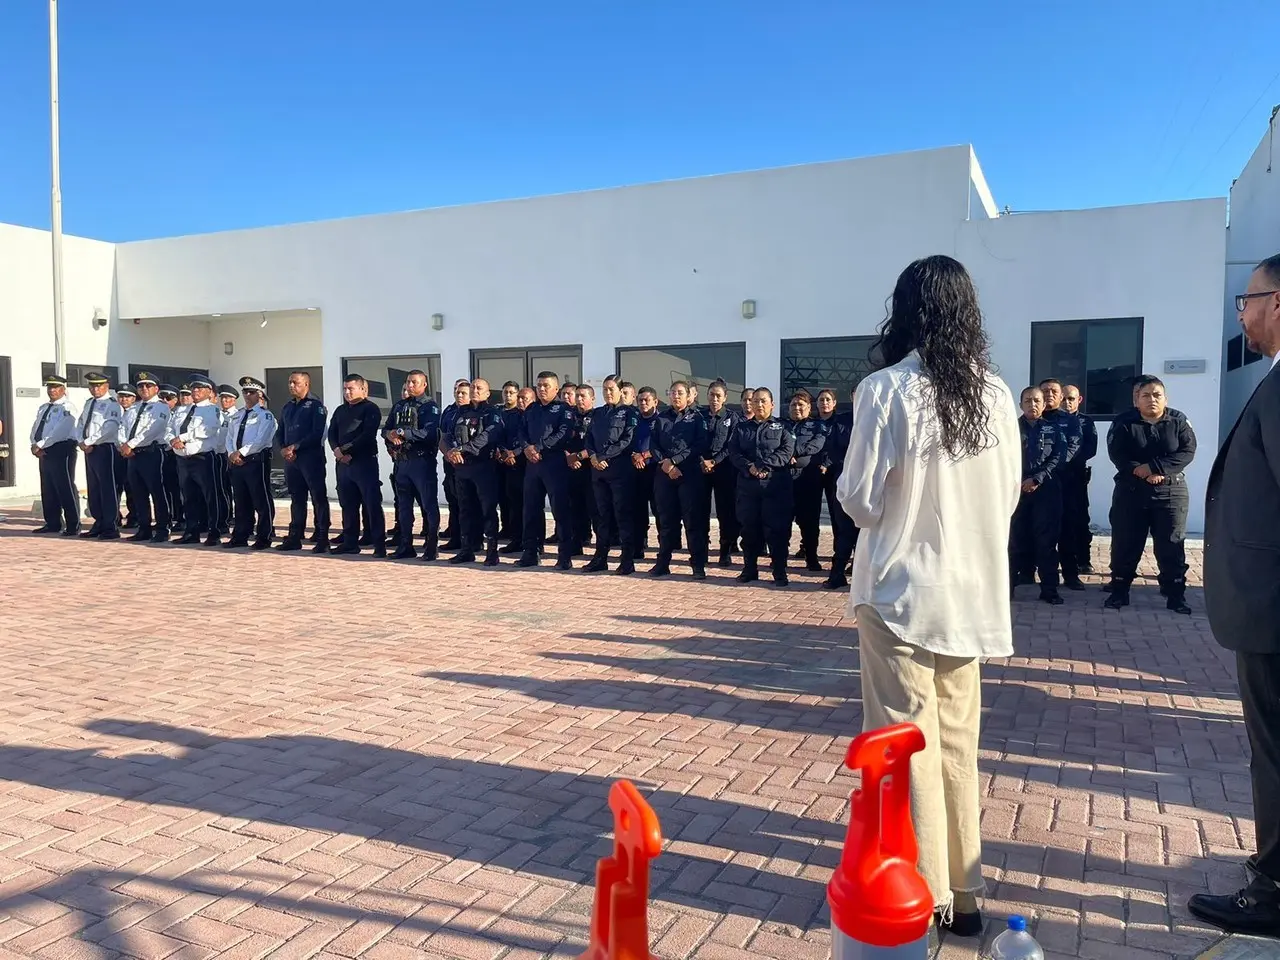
[1009, 915, 1027, 932]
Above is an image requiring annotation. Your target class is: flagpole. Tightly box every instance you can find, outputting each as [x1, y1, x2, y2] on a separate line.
[49, 0, 66, 378]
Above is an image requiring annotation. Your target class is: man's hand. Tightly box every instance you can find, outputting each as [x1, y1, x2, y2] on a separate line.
[283, 445, 296, 463]
[820, 465, 828, 474]
[229, 451, 244, 466]
[1146, 474, 1166, 485]
[30, 444, 41, 458]
[701, 458, 714, 474]
[171, 438, 185, 452]
[119, 445, 133, 459]
[667, 464, 683, 480]
[1021, 479, 1039, 493]
[1133, 464, 1153, 479]
[386, 433, 403, 447]
[631, 452, 645, 469]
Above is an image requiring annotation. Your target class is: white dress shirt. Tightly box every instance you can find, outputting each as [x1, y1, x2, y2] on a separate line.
[122, 400, 171, 450]
[77, 395, 123, 446]
[171, 399, 222, 456]
[227, 403, 278, 456]
[29, 397, 79, 448]
[837, 351, 1023, 659]
[214, 405, 238, 453]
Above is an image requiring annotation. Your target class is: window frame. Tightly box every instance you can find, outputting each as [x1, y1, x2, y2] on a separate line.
[470, 345, 584, 388]
[614, 341, 748, 391]
[342, 354, 443, 407]
[1028, 316, 1144, 420]
[779, 335, 881, 403]
[44, 362, 122, 387]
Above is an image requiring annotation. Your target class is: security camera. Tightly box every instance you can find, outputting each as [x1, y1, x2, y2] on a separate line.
[91, 309, 107, 330]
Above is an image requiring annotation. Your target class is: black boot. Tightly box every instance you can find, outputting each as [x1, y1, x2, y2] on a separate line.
[690, 560, 707, 581]
[483, 540, 500, 567]
[1103, 581, 1130, 609]
[275, 539, 302, 552]
[804, 547, 822, 573]
[614, 556, 635, 576]
[449, 546, 476, 564]
[736, 557, 759, 584]
[717, 549, 732, 567]
[1166, 584, 1192, 615]
[312, 536, 331, 554]
[649, 552, 672, 577]
[1062, 572, 1086, 591]
[824, 555, 850, 589]
[583, 551, 609, 573]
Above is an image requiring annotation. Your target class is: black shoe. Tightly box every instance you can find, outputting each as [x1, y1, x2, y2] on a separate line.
[127, 529, 152, 542]
[773, 570, 790, 587]
[632, 548, 646, 561]
[614, 558, 635, 576]
[372, 546, 387, 558]
[449, 551, 476, 564]
[736, 568, 759, 584]
[390, 548, 416, 560]
[79, 527, 100, 538]
[1100, 581, 1115, 592]
[223, 539, 249, 548]
[555, 557, 573, 571]
[312, 538, 330, 554]
[332, 543, 360, 555]
[1040, 592, 1064, 605]
[250, 539, 271, 550]
[1103, 585, 1130, 609]
[175, 534, 200, 545]
[203, 535, 222, 547]
[717, 551, 732, 567]
[305, 531, 320, 543]
[517, 553, 539, 568]
[649, 562, 671, 578]
[691, 564, 706, 581]
[936, 908, 984, 938]
[1062, 576, 1086, 591]
[420, 546, 438, 561]
[1167, 595, 1192, 615]
[275, 539, 302, 552]
[330, 535, 345, 546]
[791, 546, 805, 559]
[483, 543, 500, 567]
[583, 554, 609, 573]
[151, 529, 170, 543]
[824, 572, 849, 590]
[500, 541, 524, 554]
[805, 552, 823, 572]
[98, 530, 121, 541]
[121, 519, 138, 530]
[1188, 880, 1280, 937]
[61, 527, 81, 537]
[442, 538, 462, 551]
[32, 526, 59, 535]
[1078, 561, 1094, 574]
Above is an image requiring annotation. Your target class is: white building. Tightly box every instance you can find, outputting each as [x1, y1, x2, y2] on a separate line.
[0, 135, 1250, 532]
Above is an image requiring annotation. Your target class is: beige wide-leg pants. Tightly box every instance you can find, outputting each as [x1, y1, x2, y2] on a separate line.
[856, 604, 986, 912]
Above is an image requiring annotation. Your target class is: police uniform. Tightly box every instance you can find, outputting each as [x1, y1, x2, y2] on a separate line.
[160, 386, 186, 528]
[114, 385, 138, 528]
[225, 377, 278, 548]
[76, 372, 124, 539]
[820, 408, 859, 589]
[700, 404, 741, 565]
[728, 416, 796, 584]
[1070, 412, 1098, 571]
[498, 404, 526, 550]
[442, 401, 503, 564]
[214, 385, 240, 535]
[120, 373, 172, 540]
[517, 397, 578, 568]
[650, 405, 711, 578]
[631, 409, 661, 558]
[439, 400, 462, 545]
[789, 415, 831, 571]
[1042, 405, 1084, 585]
[583, 401, 639, 574]
[385, 389, 441, 559]
[328, 383, 386, 555]
[277, 386, 331, 551]
[566, 407, 597, 553]
[1011, 415, 1067, 603]
[168, 376, 225, 544]
[28, 374, 81, 534]
[1104, 407, 1197, 612]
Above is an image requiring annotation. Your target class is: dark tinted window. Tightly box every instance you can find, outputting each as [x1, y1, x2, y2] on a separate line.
[1029, 318, 1143, 418]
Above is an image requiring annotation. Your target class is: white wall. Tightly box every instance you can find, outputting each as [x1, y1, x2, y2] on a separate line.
[958, 198, 1228, 532]
[1221, 111, 1280, 436]
[204, 314, 323, 391]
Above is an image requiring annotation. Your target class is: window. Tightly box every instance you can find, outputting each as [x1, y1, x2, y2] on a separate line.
[1029, 318, 1143, 418]
[780, 337, 880, 403]
[126, 363, 209, 389]
[615, 342, 746, 402]
[1244, 339, 1265, 366]
[1227, 335, 1244, 372]
[342, 355, 442, 419]
[44, 362, 121, 387]
[471, 346, 582, 390]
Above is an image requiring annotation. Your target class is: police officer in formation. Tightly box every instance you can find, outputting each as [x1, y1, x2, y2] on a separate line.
[583, 376, 639, 574]
[441, 379, 502, 565]
[518, 371, 578, 569]
[158, 384, 184, 529]
[28, 374, 81, 535]
[1104, 374, 1197, 614]
[76, 371, 123, 540]
[787, 390, 831, 572]
[114, 384, 138, 529]
[386, 369, 441, 559]
[817, 386, 858, 590]
[1011, 385, 1067, 604]
[277, 371, 330, 553]
[214, 384, 240, 536]
[1038, 378, 1086, 589]
[329, 373, 386, 556]
[650, 380, 710, 579]
[700, 379, 740, 566]
[169, 375, 225, 544]
[119, 372, 172, 540]
[225, 377, 278, 548]
[1061, 384, 1098, 573]
[729, 387, 796, 586]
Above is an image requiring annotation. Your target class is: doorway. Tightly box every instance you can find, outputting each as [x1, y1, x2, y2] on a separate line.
[264, 366, 325, 454]
[0, 356, 13, 487]
[471, 346, 582, 390]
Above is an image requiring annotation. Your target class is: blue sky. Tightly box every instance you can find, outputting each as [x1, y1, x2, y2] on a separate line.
[0, 0, 1275, 241]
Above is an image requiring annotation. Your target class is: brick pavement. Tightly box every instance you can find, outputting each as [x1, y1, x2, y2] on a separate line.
[0, 516, 1253, 959]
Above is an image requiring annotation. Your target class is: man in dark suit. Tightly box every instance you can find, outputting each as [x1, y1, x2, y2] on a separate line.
[1190, 254, 1280, 935]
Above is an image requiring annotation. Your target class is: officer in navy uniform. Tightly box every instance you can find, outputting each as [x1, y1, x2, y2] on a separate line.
[384, 369, 441, 560]
[158, 384, 185, 529]
[1010, 386, 1067, 604]
[437, 379, 469, 549]
[517, 371, 578, 570]
[214, 385, 240, 535]
[1062, 384, 1098, 573]
[118, 372, 171, 541]
[1039, 378, 1085, 590]
[728, 387, 796, 586]
[328, 373, 386, 556]
[224, 377, 278, 549]
[76, 372, 124, 540]
[114, 384, 138, 529]
[441, 380, 503, 565]
[28, 373, 81, 535]
[497, 387, 532, 553]
[786, 390, 831, 572]
[630, 387, 662, 558]
[818, 386, 859, 589]
[583, 376, 638, 575]
[699, 379, 740, 567]
[168, 375, 224, 545]
[276, 371, 330, 553]
[566, 385, 598, 554]
[495, 380, 522, 543]
[650, 380, 710, 579]
[1103, 375, 1197, 614]
[384, 384, 419, 549]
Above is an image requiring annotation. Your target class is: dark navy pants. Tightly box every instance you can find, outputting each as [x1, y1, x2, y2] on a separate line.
[285, 451, 330, 541]
[395, 456, 439, 549]
[85, 444, 119, 534]
[655, 469, 709, 565]
[736, 472, 792, 572]
[591, 465, 634, 554]
[456, 463, 500, 547]
[231, 453, 275, 543]
[38, 440, 79, 531]
[705, 460, 739, 554]
[177, 452, 221, 536]
[127, 445, 168, 534]
[523, 459, 572, 560]
[337, 457, 385, 547]
[1011, 479, 1062, 591]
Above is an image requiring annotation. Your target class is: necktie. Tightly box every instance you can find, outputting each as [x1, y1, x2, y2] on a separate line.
[33, 404, 53, 442]
[236, 409, 250, 448]
[82, 398, 97, 440]
[128, 402, 147, 441]
[181, 405, 197, 433]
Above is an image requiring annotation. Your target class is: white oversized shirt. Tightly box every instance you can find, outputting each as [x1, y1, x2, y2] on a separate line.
[76, 395, 123, 446]
[226, 403, 277, 456]
[170, 400, 222, 456]
[29, 397, 79, 448]
[836, 351, 1022, 658]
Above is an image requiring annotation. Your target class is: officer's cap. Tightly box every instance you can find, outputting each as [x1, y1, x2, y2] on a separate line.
[217, 384, 240, 400]
[134, 371, 158, 386]
[43, 374, 68, 387]
[238, 376, 267, 396]
[116, 384, 138, 398]
[83, 371, 110, 386]
[178, 384, 193, 395]
[158, 384, 178, 398]
[187, 374, 215, 391]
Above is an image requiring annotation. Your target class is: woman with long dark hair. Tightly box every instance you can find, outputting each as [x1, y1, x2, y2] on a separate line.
[837, 255, 1022, 938]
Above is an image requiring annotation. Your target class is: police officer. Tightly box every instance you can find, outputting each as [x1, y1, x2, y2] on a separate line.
[224, 377, 278, 549]
[495, 380, 523, 544]
[76, 372, 123, 540]
[818, 387, 858, 590]
[583, 376, 638, 575]
[168, 375, 224, 545]
[214, 385, 240, 535]
[385, 384, 421, 550]
[158, 384, 185, 530]
[1039, 378, 1085, 589]
[650, 380, 710, 579]
[385, 369, 441, 560]
[728, 387, 796, 586]
[114, 384, 138, 529]
[567, 384, 600, 554]
[1104, 375, 1197, 614]
[118, 373, 171, 542]
[787, 390, 831, 572]
[442, 380, 503, 565]
[1062, 384, 1098, 573]
[630, 387, 661, 558]
[328, 373, 386, 556]
[1011, 386, 1066, 605]
[277, 371, 330, 553]
[437, 378, 469, 549]
[517, 371, 577, 570]
[699, 379, 740, 567]
[29, 373, 81, 535]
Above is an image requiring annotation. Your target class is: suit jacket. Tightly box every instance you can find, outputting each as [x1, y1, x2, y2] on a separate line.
[1205, 361, 1280, 653]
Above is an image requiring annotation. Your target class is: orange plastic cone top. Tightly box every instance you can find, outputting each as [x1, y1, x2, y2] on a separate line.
[828, 723, 934, 948]
[577, 780, 663, 960]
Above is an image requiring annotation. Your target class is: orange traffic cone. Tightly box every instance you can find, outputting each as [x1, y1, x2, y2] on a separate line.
[577, 780, 663, 960]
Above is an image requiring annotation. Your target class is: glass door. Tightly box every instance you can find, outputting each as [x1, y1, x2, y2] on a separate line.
[472, 346, 583, 389]
[474, 352, 528, 391]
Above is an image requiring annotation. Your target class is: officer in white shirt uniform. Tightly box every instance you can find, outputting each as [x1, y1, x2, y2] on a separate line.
[158, 384, 185, 529]
[225, 376, 278, 549]
[119, 373, 173, 542]
[168, 374, 225, 545]
[214, 384, 240, 536]
[29, 373, 82, 535]
[114, 384, 138, 528]
[76, 371, 124, 540]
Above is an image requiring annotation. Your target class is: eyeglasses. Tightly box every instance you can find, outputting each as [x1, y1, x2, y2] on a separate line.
[1235, 290, 1279, 311]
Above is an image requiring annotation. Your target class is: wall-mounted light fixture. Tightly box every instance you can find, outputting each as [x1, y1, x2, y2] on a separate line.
[431, 313, 445, 331]
[91, 308, 107, 330]
[259, 312, 269, 329]
[224, 342, 234, 356]
[211, 313, 222, 318]
[741, 299, 757, 320]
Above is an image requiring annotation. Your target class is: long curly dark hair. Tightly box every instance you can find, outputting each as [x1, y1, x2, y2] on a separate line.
[870, 255, 995, 459]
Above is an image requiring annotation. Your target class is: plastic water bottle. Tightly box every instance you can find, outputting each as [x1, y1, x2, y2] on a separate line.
[990, 916, 1043, 959]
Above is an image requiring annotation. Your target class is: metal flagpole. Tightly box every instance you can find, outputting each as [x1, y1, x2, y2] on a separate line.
[49, 0, 66, 377]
